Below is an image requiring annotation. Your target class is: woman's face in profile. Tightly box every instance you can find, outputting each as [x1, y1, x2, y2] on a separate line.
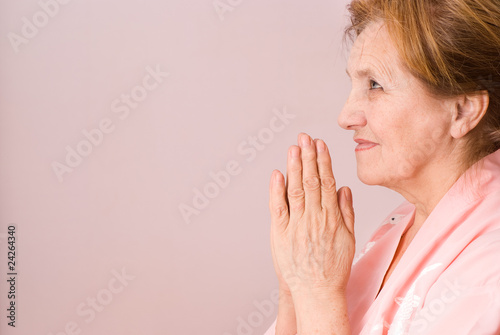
[338, 21, 456, 190]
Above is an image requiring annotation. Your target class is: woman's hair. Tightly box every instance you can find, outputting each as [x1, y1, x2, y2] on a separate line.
[344, 0, 500, 171]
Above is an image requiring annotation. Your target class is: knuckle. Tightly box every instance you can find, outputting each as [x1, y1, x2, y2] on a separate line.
[289, 200, 305, 212]
[288, 188, 305, 199]
[289, 164, 302, 173]
[303, 176, 321, 190]
[273, 205, 288, 219]
[301, 149, 316, 160]
[320, 176, 336, 192]
[287, 188, 305, 211]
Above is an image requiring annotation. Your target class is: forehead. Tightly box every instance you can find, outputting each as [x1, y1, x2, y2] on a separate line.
[346, 21, 401, 78]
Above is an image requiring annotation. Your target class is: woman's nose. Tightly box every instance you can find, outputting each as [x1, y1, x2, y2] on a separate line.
[338, 95, 367, 130]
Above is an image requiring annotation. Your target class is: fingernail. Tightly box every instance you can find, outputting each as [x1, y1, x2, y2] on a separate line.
[274, 171, 279, 184]
[317, 139, 326, 152]
[345, 188, 352, 202]
[300, 134, 311, 147]
[273, 170, 283, 185]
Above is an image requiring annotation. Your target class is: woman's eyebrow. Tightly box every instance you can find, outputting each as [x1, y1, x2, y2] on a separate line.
[345, 68, 377, 79]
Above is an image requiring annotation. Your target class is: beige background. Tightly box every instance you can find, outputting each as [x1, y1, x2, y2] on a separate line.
[0, 0, 403, 334]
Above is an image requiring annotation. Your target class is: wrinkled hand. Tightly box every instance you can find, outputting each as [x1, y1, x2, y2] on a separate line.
[269, 133, 356, 297]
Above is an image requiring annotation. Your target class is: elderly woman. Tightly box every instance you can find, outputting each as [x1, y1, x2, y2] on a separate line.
[264, 0, 500, 334]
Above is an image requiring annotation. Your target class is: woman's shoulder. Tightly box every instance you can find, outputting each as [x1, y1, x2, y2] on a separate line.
[435, 227, 500, 290]
[456, 227, 500, 268]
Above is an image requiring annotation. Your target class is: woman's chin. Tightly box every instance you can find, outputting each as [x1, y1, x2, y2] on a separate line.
[357, 168, 382, 186]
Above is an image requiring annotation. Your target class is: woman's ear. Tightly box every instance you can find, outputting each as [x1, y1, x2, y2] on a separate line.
[450, 91, 489, 139]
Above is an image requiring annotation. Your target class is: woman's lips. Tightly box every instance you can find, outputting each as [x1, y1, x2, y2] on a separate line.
[355, 143, 378, 151]
[354, 139, 378, 152]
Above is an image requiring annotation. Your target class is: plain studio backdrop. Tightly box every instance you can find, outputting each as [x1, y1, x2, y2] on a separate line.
[0, 1, 403, 334]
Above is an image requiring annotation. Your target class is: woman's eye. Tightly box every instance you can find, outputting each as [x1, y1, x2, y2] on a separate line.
[370, 80, 383, 90]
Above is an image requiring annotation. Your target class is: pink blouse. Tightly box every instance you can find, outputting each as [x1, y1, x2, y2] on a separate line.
[264, 148, 500, 334]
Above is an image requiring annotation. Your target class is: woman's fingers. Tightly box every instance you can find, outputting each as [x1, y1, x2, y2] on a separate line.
[338, 186, 355, 237]
[286, 145, 306, 215]
[314, 138, 340, 216]
[295, 133, 322, 214]
[269, 170, 290, 233]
